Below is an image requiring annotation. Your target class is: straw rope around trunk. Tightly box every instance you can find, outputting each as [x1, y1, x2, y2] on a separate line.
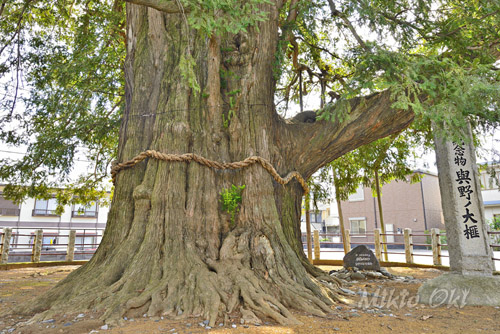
[111, 150, 309, 194]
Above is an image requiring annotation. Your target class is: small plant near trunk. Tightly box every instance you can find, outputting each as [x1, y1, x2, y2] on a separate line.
[220, 184, 245, 226]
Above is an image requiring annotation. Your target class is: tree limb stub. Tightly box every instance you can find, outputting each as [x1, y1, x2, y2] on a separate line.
[125, 0, 185, 13]
[284, 90, 415, 177]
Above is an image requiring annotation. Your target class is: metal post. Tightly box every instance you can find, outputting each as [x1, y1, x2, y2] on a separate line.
[32, 229, 43, 263]
[1, 228, 12, 264]
[66, 230, 76, 262]
[404, 228, 414, 264]
[313, 230, 320, 260]
[431, 228, 442, 266]
[374, 228, 382, 260]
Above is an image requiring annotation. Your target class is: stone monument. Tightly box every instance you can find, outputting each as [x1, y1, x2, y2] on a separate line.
[418, 127, 500, 306]
[343, 245, 380, 271]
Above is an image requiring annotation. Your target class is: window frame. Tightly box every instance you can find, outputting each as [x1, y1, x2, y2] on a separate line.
[0, 193, 21, 216]
[348, 186, 365, 202]
[71, 201, 99, 218]
[32, 198, 59, 216]
[75, 233, 98, 250]
[349, 217, 367, 236]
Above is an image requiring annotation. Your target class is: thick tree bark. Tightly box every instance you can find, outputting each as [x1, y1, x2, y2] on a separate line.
[16, 1, 414, 326]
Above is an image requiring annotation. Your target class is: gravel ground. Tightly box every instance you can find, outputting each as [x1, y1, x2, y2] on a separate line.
[1, 265, 500, 334]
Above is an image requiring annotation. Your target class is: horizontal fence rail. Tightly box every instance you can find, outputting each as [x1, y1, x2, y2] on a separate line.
[2, 226, 499, 270]
[1, 227, 104, 265]
[302, 228, 500, 270]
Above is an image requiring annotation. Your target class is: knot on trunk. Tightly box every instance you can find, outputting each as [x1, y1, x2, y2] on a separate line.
[133, 184, 152, 201]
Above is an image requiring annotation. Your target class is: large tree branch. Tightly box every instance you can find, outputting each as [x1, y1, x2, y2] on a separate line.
[280, 90, 415, 178]
[124, 0, 185, 13]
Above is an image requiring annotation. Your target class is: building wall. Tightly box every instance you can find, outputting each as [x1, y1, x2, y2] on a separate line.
[341, 174, 440, 227]
[0, 186, 109, 250]
[299, 166, 500, 248]
[374, 178, 427, 232]
[422, 174, 445, 231]
[340, 186, 376, 244]
[481, 189, 500, 223]
[321, 172, 443, 246]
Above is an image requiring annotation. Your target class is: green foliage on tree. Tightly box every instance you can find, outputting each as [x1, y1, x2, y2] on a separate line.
[489, 216, 500, 231]
[0, 0, 125, 208]
[488, 216, 500, 251]
[310, 128, 422, 204]
[219, 184, 245, 226]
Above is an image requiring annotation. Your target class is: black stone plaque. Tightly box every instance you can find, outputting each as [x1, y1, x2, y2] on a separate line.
[343, 245, 380, 271]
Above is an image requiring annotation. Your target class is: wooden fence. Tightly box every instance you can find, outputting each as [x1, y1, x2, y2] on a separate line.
[2, 227, 499, 270]
[0, 227, 101, 268]
[304, 228, 500, 270]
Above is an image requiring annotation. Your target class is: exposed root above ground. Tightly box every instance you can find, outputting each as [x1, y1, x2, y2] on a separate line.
[13, 229, 346, 327]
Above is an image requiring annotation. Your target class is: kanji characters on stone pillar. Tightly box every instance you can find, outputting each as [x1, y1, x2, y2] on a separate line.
[452, 142, 480, 240]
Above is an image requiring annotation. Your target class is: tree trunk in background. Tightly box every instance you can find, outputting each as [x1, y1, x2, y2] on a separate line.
[305, 192, 313, 261]
[20, 1, 415, 326]
[336, 196, 349, 255]
[375, 169, 388, 261]
[333, 171, 349, 255]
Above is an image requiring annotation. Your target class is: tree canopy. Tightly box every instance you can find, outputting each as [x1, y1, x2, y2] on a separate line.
[1, 0, 499, 204]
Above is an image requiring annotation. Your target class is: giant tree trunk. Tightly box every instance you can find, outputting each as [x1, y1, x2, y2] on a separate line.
[18, 2, 414, 326]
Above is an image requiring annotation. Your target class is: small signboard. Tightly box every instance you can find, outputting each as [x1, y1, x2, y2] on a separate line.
[343, 245, 380, 271]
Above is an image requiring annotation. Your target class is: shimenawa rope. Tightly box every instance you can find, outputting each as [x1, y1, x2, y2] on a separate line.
[111, 150, 309, 194]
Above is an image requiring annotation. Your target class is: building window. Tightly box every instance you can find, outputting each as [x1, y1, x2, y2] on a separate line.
[72, 201, 98, 218]
[310, 211, 322, 223]
[350, 218, 366, 235]
[480, 168, 500, 190]
[33, 198, 59, 216]
[348, 186, 364, 202]
[75, 235, 97, 250]
[29, 233, 58, 250]
[0, 194, 20, 216]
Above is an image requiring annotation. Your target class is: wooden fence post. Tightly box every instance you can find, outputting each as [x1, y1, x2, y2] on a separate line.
[374, 228, 382, 260]
[404, 228, 413, 264]
[32, 229, 43, 263]
[431, 228, 442, 266]
[1, 228, 12, 264]
[66, 230, 76, 262]
[313, 230, 320, 260]
[344, 229, 351, 253]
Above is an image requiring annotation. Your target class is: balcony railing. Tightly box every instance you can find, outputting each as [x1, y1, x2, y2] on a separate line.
[0, 208, 20, 216]
[71, 210, 98, 218]
[32, 209, 59, 216]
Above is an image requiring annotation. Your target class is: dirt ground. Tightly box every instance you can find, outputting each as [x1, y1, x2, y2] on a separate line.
[1, 265, 499, 334]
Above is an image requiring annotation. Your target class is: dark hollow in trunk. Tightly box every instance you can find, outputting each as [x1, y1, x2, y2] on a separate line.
[15, 2, 414, 326]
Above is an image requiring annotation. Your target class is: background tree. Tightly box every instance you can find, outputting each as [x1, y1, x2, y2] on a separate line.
[0, 0, 499, 327]
[0, 0, 125, 207]
[311, 129, 421, 256]
[357, 132, 422, 260]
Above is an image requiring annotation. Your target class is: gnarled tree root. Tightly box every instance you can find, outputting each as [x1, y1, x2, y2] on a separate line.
[12, 229, 346, 327]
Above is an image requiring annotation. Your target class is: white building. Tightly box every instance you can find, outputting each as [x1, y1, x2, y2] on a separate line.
[0, 185, 109, 261]
[479, 164, 500, 224]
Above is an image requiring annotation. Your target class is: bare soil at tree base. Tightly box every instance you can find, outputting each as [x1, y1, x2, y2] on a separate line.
[1, 265, 499, 334]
